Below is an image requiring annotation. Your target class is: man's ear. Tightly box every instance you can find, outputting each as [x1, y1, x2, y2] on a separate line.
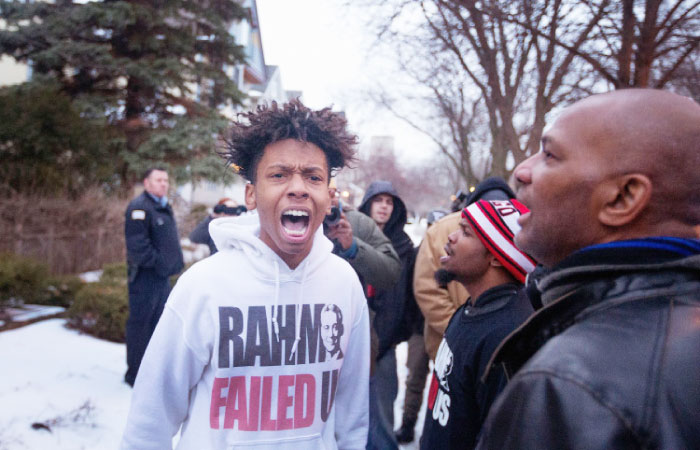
[596, 174, 652, 227]
[489, 253, 503, 268]
[244, 183, 257, 211]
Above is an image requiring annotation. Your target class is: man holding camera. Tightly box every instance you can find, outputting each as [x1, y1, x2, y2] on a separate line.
[189, 197, 247, 255]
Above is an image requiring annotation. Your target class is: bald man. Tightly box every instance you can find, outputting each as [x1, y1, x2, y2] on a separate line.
[476, 89, 700, 449]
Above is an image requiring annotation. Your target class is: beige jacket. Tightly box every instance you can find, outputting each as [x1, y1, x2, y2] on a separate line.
[413, 212, 468, 360]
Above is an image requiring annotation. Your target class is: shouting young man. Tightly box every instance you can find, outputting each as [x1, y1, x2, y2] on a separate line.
[121, 100, 370, 450]
[421, 199, 537, 449]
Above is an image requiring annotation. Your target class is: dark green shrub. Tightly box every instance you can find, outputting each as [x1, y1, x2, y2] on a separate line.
[66, 282, 128, 342]
[0, 252, 51, 306]
[0, 252, 85, 310]
[43, 275, 84, 308]
[100, 262, 127, 286]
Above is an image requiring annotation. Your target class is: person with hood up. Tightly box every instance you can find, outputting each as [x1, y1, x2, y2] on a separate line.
[358, 180, 414, 450]
[121, 99, 370, 450]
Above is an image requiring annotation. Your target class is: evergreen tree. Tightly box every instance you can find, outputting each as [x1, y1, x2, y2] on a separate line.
[0, 79, 118, 196]
[0, 0, 247, 191]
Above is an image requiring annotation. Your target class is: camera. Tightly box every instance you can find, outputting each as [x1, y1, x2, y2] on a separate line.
[324, 199, 344, 227]
[324, 205, 342, 227]
[213, 204, 247, 216]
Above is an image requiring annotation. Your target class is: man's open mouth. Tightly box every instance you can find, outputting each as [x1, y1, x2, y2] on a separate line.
[281, 209, 310, 238]
[440, 244, 454, 265]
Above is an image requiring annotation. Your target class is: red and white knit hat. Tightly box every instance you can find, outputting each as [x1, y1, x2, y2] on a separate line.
[462, 199, 537, 283]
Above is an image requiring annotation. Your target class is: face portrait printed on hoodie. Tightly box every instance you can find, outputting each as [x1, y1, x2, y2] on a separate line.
[320, 304, 344, 359]
[245, 139, 331, 269]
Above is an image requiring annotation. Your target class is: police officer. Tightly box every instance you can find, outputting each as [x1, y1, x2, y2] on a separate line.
[124, 167, 184, 386]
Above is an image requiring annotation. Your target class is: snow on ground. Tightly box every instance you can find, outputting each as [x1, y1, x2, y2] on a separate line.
[0, 319, 130, 450]
[0, 319, 430, 450]
[78, 270, 103, 283]
[394, 343, 432, 450]
[3, 305, 65, 323]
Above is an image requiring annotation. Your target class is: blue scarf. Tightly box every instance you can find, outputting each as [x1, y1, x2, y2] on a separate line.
[560, 236, 700, 269]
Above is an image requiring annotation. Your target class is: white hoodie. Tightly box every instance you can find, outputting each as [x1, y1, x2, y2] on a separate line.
[121, 213, 370, 450]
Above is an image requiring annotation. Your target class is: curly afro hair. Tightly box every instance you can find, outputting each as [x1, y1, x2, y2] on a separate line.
[223, 99, 357, 183]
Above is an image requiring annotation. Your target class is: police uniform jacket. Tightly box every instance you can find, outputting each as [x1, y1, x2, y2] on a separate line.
[125, 192, 184, 281]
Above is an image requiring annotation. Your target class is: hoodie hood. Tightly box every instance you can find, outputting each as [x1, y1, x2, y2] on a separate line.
[209, 212, 333, 279]
[358, 180, 408, 240]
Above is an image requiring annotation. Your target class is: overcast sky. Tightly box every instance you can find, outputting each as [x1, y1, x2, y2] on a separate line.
[255, 0, 437, 163]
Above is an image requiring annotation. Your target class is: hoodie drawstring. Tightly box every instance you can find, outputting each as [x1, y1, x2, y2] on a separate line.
[271, 259, 280, 342]
[290, 260, 308, 358]
[270, 259, 307, 359]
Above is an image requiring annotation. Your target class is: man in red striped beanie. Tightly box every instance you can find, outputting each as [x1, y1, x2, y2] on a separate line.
[420, 199, 536, 450]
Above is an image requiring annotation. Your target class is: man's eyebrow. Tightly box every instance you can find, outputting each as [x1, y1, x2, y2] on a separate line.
[266, 163, 293, 171]
[464, 221, 477, 235]
[301, 165, 325, 173]
[266, 163, 325, 172]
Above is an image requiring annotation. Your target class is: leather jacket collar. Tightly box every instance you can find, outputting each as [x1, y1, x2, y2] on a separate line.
[483, 238, 700, 381]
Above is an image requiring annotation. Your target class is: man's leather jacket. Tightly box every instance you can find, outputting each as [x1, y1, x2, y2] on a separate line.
[477, 242, 700, 449]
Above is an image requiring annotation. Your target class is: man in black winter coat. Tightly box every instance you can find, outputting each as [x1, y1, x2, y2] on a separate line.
[358, 180, 413, 450]
[124, 167, 184, 386]
[477, 89, 700, 449]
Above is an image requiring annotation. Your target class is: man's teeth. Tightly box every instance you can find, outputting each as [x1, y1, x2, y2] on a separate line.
[283, 227, 306, 236]
[283, 210, 308, 217]
[281, 210, 309, 237]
